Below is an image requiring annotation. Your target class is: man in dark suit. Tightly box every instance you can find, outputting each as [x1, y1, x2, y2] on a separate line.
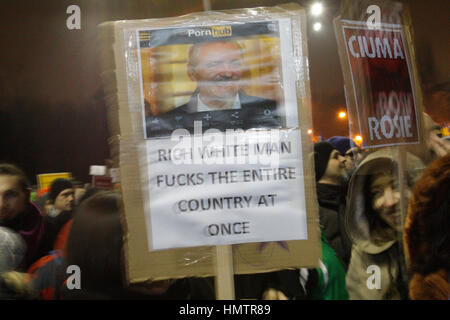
[146, 41, 282, 137]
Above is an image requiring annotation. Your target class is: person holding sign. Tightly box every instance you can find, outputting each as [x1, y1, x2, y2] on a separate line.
[38, 179, 75, 257]
[345, 149, 424, 300]
[327, 136, 364, 177]
[164, 40, 282, 130]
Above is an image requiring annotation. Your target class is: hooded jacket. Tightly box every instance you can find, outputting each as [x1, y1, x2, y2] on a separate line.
[345, 149, 424, 300]
[404, 154, 449, 300]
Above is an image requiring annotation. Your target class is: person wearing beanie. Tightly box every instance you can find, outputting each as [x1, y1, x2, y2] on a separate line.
[313, 142, 352, 269]
[38, 179, 75, 258]
[326, 136, 356, 156]
[48, 179, 74, 214]
[326, 136, 364, 176]
[314, 142, 338, 182]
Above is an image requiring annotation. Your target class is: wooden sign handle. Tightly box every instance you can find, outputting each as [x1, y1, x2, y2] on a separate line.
[214, 245, 235, 300]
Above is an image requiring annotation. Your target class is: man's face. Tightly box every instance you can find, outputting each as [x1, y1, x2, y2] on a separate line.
[0, 175, 28, 223]
[188, 42, 243, 101]
[370, 171, 410, 232]
[323, 149, 348, 185]
[344, 147, 363, 172]
[53, 188, 75, 212]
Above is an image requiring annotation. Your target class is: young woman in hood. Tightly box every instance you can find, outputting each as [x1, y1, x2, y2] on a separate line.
[344, 149, 424, 300]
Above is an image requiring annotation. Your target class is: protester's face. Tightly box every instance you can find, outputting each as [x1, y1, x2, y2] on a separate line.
[188, 42, 243, 100]
[54, 188, 75, 211]
[323, 149, 348, 184]
[344, 147, 363, 171]
[370, 171, 410, 232]
[0, 175, 28, 223]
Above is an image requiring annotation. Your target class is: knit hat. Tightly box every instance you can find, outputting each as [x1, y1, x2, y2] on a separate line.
[0, 227, 27, 273]
[49, 178, 73, 202]
[314, 142, 336, 181]
[326, 136, 357, 156]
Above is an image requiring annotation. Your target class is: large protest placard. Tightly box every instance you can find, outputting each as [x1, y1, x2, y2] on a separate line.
[137, 17, 307, 250]
[334, 2, 423, 148]
[99, 3, 320, 284]
[339, 21, 419, 148]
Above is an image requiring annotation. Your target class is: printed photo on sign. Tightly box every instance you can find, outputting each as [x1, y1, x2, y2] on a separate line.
[137, 21, 293, 138]
[342, 23, 420, 148]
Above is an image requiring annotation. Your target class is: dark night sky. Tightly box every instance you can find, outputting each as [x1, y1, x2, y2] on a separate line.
[0, 0, 448, 185]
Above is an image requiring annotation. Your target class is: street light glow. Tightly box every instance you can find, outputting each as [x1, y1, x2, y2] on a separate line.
[311, 3, 323, 16]
[313, 22, 322, 31]
[338, 111, 347, 119]
[307, 129, 313, 135]
[355, 135, 363, 142]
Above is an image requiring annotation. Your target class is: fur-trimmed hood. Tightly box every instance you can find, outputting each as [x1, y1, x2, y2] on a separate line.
[345, 149, 425, 254]
[404, 154, 450, 276]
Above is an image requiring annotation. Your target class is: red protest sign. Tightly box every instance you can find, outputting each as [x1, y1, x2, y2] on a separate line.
[91, 175, 113, 189]
[341, 23, 420, 148]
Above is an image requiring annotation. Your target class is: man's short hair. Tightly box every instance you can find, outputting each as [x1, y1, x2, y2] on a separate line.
[0, 164, 29, 191]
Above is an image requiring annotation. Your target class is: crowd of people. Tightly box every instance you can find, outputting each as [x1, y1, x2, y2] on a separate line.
[0, 115, 448, 300]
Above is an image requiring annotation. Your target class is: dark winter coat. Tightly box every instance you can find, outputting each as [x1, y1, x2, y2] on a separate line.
[316, 183, 352, 268]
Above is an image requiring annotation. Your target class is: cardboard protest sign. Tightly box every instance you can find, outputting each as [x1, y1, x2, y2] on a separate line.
[89, 165, 107, 176]
[91, 175, 113, 189]
[338, 21, 420, 148]
[99, 3, 320, 284]
[335, 0, 424, 149]
[37, 172, 71, 190]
